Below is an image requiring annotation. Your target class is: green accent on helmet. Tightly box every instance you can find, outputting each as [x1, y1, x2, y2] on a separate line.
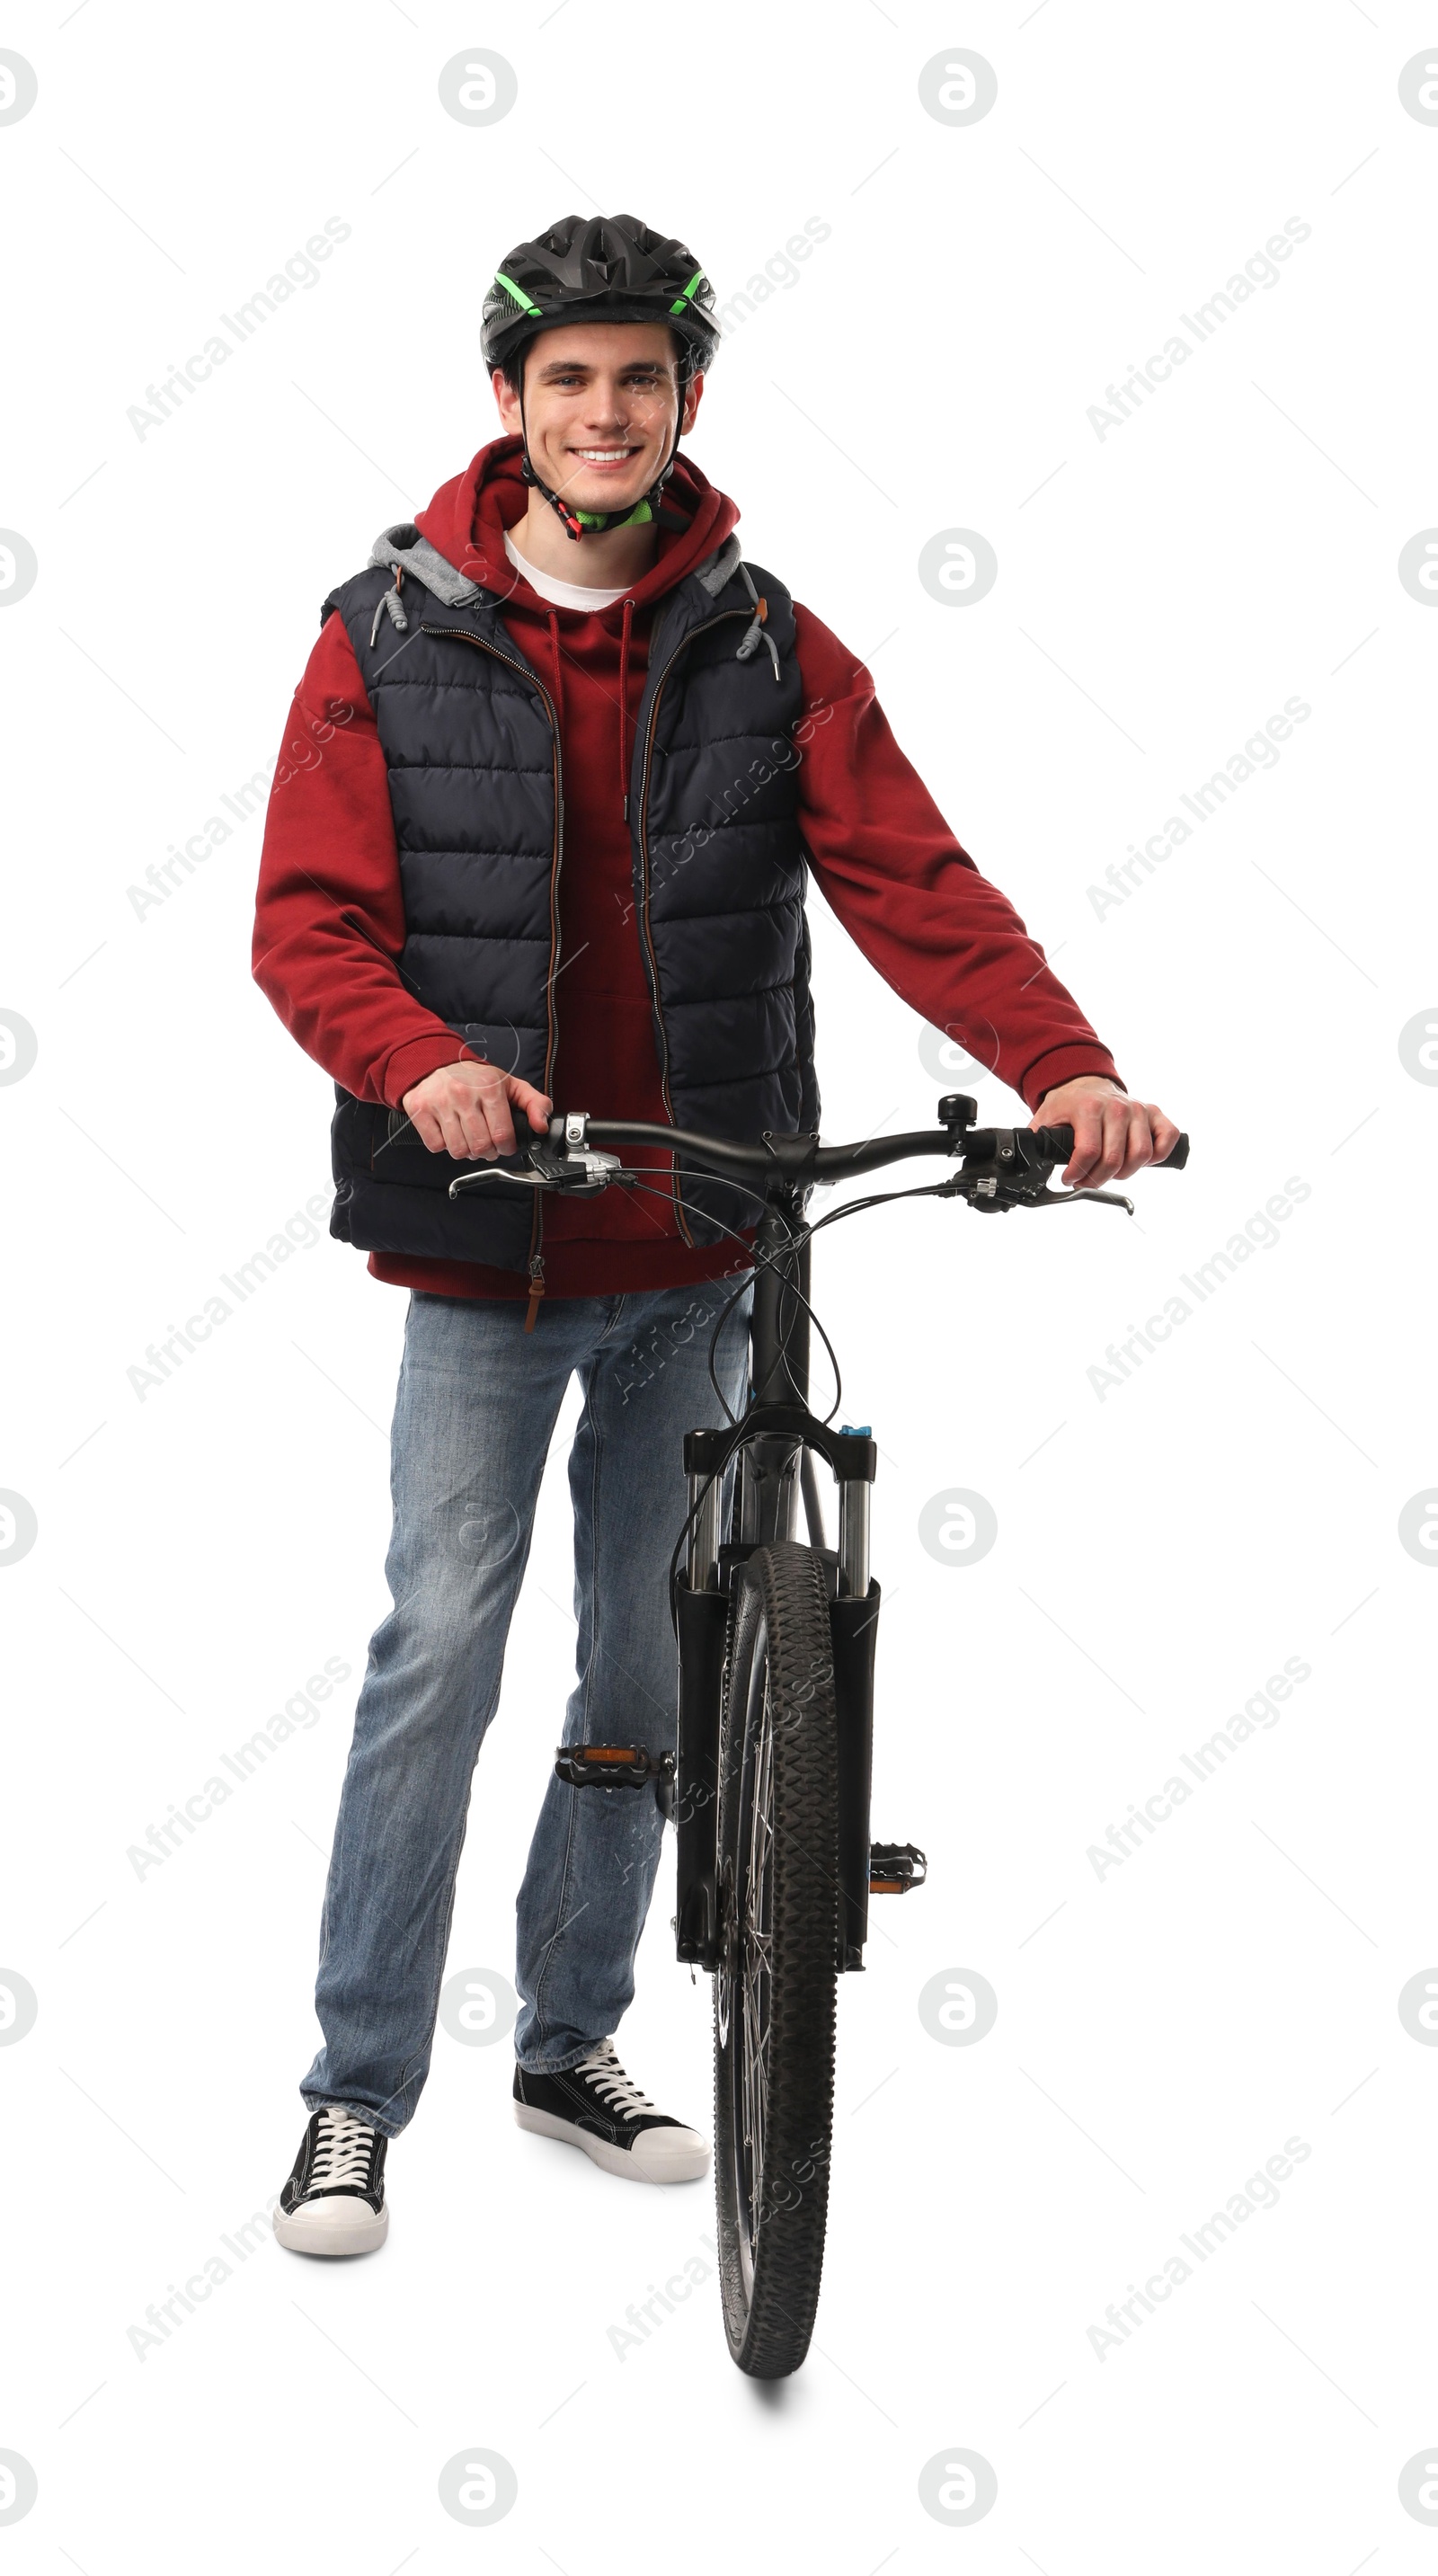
[670, 269, 706, 315]
[494, 270, 545, 316]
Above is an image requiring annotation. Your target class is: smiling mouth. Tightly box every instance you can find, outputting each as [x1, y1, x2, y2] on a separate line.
[569, 445, 643, 466]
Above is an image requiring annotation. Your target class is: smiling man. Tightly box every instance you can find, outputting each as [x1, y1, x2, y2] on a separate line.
[253, 211, 1179, 2257]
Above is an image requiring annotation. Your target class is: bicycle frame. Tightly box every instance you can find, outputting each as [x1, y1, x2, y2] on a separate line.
[673, 1177, 880, 1976]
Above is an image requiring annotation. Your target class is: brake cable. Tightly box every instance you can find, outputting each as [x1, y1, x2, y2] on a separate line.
[613, 1175, 843, 1429]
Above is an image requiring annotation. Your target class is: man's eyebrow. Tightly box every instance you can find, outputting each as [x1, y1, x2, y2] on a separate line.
[536, 358, 668, 378]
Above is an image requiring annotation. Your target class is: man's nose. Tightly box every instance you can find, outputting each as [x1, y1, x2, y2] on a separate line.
[582, 382, 662, 433]
[582, 387, 629, 430]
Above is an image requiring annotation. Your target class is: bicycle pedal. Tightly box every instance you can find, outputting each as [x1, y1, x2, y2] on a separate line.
[555, 1744, 676, 1813]
[869, 1840, 928, 1894]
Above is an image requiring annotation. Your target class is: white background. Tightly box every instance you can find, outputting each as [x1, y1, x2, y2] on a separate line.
[3, 1, 1436, 2565]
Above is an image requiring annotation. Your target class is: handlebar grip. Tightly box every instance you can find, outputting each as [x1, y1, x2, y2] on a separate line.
[1033, 1124, 1189, 1169]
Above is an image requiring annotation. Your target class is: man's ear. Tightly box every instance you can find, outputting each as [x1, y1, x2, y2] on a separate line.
[681, 372, 705, 435]
[493, 365, 519, 429]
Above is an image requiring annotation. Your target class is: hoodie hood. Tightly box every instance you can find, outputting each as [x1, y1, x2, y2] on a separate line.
[361, 438, 777, 682]
[411, 433, 739, 617]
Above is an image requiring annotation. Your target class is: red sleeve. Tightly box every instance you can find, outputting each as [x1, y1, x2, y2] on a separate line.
[791, 605, 1122, 1109]
[251, 613, 475, 1106]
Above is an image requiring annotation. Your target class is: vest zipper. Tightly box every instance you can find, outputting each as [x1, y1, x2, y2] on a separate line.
[634, 608, 752, 1247]
[419, 622, 564, 1310]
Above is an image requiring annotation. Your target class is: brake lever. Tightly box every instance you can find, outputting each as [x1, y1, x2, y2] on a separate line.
[448, 1142, 628, 1200]
[1033, 1185, 1135, 1215]
[936, 1171, 1134, 1217]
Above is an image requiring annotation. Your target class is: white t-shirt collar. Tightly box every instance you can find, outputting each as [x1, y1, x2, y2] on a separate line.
[502, 529, 630, 612]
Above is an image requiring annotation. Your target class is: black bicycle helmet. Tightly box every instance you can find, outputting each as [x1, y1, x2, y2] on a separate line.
[482, 212, 718, 537]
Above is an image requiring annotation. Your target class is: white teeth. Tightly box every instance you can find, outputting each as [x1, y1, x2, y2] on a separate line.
[575, 449, 633, 460]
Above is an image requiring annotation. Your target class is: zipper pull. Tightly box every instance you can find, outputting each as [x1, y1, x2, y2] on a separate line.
[524, 1255, 546, 1334]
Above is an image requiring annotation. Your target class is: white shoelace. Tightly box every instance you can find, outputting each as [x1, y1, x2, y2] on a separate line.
[576, 2042, 658, 2122]
[309, 2107, 377, 2189]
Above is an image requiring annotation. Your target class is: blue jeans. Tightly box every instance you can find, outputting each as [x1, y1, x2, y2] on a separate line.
[301, 1275, 751, 2136]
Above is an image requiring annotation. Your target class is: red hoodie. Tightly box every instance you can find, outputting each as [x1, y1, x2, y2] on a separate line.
[253, 438, 1120, 1301]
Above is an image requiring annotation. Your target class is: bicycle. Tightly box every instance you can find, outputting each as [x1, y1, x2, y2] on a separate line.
[450, 1089, 1188, 2376]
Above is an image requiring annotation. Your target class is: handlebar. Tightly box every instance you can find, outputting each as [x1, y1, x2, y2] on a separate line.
[447, 1095, 1189, 1213]
[578, 1108, 1189, 1185]
[584, 1115, 957, 1182]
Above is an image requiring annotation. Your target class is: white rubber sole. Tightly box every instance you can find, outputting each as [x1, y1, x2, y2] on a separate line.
[514, 2101, 710, 2183]
[272, 2198, 389, 2257]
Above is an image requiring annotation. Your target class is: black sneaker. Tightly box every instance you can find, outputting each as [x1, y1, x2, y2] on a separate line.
[273, 2106, 389, 2255]
[513, 2040, 709, 2183]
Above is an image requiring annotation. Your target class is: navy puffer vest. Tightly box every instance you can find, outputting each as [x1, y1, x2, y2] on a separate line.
[324, 525, 818, 1273]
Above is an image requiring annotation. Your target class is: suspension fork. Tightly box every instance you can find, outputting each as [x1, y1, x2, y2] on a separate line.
[745, 1190, 874, 1958]
[675, 1204, 881, 1971]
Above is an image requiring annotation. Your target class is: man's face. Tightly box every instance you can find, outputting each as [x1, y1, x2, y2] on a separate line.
[493, 321, 703, 515]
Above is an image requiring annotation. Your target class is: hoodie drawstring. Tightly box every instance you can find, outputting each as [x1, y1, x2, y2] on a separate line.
[369, 564, 408, 647]
[618, 596, 634, 821]
[546, 602, 635, 822]
[733, 558, 781, 682]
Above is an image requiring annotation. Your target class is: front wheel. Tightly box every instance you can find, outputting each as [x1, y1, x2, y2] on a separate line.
[714, 1541, 839, 2376]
